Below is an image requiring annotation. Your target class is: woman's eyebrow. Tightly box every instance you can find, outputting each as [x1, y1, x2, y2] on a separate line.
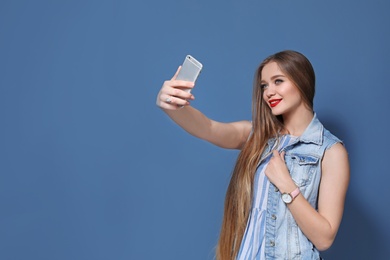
[270, 74, 286, 80]
[261, 75, 286, 83]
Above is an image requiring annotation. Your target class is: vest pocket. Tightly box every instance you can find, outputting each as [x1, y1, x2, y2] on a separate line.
[287, 154, 320, 187]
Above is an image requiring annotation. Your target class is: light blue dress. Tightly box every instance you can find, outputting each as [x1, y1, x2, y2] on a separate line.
[237, 135, 297, 260]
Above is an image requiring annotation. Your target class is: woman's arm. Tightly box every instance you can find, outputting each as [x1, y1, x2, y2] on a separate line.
[265, 143, 350, 250]
[156, 67, 252, 149]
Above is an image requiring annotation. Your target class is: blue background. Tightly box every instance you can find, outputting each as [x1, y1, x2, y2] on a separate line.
[1, 0, 389, 259]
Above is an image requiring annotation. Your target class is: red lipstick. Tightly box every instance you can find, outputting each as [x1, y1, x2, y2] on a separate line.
[269, 99, 282, 108]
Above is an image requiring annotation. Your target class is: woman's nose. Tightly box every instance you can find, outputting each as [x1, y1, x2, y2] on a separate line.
[265, 85, 276, 98]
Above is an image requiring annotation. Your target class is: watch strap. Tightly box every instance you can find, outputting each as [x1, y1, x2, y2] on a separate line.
[290, 187, 300, 200]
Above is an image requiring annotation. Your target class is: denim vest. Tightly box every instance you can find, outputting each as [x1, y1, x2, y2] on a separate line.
[260, 114, 341, 260]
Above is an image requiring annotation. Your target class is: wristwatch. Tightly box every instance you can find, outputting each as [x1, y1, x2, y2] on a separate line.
[281, 187, 300, 204]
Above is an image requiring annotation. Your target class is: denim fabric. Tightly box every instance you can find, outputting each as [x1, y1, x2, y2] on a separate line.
[260, 114, 341, 260]
[238, 136, 298, 259]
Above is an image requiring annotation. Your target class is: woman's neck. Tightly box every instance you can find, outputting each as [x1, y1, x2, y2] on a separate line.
[282, 108, 314, 137]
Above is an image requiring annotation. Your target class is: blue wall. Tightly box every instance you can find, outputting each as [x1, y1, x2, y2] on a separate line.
[1, 0, 389, 259]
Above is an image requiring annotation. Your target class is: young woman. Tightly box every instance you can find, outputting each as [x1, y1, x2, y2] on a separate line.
[156, 50, 350, 260]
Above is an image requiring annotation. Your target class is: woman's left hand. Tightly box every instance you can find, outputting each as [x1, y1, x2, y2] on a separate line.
[265, 150, 297, 193]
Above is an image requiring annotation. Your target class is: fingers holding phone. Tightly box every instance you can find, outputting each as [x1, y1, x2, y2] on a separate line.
[156, 55, 203, 110]
[156, 78, 195, 109]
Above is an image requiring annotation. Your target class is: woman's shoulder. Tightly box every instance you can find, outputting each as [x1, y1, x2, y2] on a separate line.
[323, 127, 342, 142]
[321, 127, 345, 152]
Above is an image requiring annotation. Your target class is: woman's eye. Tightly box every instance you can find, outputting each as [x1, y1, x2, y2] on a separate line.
[275, 79, 283, 84]
[260, 84, 268, 89]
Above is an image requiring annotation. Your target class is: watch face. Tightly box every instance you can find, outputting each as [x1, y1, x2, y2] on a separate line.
[282, 193, 292, 204]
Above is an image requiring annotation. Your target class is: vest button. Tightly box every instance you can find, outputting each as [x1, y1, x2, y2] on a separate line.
[270, 241, 275, 247]
[274, 187, 279, 192]
[271, 214, 277, 220]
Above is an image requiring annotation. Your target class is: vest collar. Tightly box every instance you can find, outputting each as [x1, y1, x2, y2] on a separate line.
[296, 113, 323, 145]
[267, 113, 324, 147]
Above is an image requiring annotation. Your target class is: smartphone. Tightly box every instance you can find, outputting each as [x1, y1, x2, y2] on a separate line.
[176, 55, 203, 92]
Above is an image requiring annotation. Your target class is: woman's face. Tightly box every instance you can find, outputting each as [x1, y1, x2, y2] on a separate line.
[260, 62, 305, 118]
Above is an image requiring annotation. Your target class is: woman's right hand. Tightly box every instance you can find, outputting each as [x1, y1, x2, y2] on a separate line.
[156, 66, 196, 110]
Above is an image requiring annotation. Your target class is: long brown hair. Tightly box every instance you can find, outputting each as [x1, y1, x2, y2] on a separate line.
[216, 50, 315, 259]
